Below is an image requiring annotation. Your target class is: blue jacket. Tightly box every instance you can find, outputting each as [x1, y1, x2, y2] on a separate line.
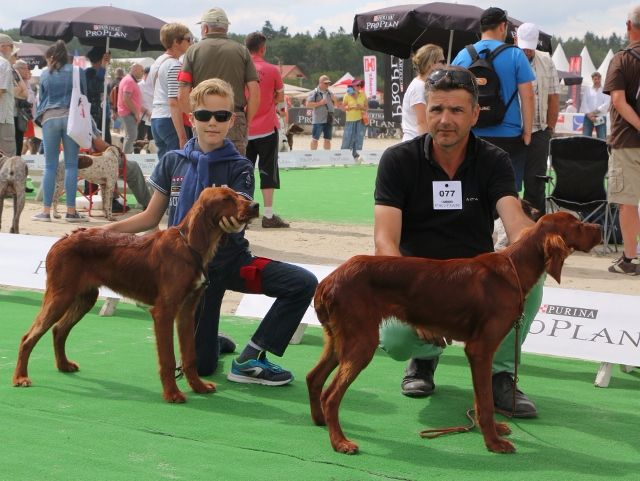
[36, 64, 87, 121]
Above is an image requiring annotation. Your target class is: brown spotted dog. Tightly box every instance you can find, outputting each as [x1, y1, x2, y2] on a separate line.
[0, 153, 27, 234]
[52, 146, 121, 221]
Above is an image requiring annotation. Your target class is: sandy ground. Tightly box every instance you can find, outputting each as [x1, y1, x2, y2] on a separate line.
[2, 134, 637, 316]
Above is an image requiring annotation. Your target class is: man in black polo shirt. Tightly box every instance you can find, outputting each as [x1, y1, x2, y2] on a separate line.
[374, 66, 544, 418]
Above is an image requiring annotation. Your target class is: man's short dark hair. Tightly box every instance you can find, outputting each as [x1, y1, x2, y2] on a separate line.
[480, 7, 508, 32]
[86, 46, 106, 64]
[426, 66, 479, 106]
[245, 32, 267, 53]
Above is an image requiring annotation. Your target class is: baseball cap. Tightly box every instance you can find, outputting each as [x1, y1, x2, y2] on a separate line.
[566, 99, 574, 104]
[351, 79, 364, 87]
[319, 75, 331, 84]
[480, 7, 508, 28]
[198, 7, 230, 25]
[516, 23, 539, 50]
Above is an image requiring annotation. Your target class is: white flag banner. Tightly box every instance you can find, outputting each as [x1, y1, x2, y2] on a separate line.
[363, 55, 377, 99]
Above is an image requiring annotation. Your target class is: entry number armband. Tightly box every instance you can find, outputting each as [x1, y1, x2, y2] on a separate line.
[432, 181, 462, 210]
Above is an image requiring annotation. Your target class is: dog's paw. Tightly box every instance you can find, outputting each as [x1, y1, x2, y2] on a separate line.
[191, 380, 216, 394]
[164, 390, 187, 403]
[495, 422, 511, 436]
[333, 438, 360, 455]
[57, 360, 79, 372]
[487, 438, 515, 454]
[13, 376, 32, 387]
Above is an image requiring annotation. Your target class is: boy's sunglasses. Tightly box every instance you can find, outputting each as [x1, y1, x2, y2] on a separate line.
[192, 109, 233, 122]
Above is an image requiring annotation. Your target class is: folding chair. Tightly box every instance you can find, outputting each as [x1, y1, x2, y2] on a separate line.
[546, 136, 618, 254]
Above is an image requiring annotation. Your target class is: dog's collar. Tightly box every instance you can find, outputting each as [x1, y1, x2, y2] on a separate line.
[176, 228, 210, 287]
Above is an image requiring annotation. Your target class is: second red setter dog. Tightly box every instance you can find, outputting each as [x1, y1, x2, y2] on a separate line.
[307, 212, 601, 454]
[14, 187, 259, 402]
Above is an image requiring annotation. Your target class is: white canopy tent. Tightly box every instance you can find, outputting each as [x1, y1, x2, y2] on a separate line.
[284, 83, 310, 100]
[329, 72, 355, 96]
[552, 43, 570, 71]
[580, 46, 597, 87]
[597, 49, 614, 84]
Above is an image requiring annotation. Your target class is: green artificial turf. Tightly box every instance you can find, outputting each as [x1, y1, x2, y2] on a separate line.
[1, 289, 638, 481]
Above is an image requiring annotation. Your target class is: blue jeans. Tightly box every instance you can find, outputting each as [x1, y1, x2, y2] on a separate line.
[341, 120, 365, 158]
[582, 116, 607, 140]
[41, 115, 80, 208]
[195, 252, 318, 376]
[151, 117, 179, 161]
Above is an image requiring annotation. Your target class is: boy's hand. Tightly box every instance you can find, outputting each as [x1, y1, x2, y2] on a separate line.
[219, 216, 246, 233]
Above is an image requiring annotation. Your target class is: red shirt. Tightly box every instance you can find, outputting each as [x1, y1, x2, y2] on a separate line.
[248, 55, 283, 137]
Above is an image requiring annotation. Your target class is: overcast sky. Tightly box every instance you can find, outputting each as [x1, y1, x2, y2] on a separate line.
[1, 0, 635, 42]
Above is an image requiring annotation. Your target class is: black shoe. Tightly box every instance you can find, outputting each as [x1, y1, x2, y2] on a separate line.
[492, 372, 538, 418]
[401, 358, 438, 397]
[111, 199, 130, 213]
[218, 333, 236, 354]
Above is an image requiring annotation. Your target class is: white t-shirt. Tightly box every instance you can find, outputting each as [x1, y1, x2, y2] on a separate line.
[150, 54, 182, 119]
[401, 77, 426, 141]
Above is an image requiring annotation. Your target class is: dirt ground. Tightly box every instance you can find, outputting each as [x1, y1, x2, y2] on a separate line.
[2, 133, 637, 315]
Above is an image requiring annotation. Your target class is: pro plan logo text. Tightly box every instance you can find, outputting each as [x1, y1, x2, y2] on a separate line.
[367, 14, 399, 30]
[86, 24, 128, 38]
[532, 303, 638, 348]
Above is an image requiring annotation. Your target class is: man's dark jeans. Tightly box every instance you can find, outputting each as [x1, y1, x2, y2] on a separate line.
[524, 129, 552, 213]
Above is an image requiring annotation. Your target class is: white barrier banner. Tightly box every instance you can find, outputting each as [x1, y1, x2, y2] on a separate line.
[4, 234, 636, 367]
[0, 233, 120, 298]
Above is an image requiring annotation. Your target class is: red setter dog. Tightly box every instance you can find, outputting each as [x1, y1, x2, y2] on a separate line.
[14, 187, 259, 403]
[307, 212, 602, 454]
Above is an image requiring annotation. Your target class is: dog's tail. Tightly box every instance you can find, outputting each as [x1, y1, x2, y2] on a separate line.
[313, 279, 331, 329]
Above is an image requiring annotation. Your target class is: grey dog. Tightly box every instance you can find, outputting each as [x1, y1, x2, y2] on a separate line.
[0, 153, 27, 234]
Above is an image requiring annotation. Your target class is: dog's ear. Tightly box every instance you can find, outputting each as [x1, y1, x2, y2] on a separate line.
[78, 155, 93, 169]
[544, 234, 571, 283]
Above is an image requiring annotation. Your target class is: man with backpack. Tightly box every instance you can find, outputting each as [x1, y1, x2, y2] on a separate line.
[452, 7, 535, 193]
[603, 6, 640, 275]
[306, 75, 335, 150]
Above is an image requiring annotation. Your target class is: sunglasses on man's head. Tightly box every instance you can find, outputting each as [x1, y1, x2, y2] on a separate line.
[192, 109, 233, 122]
[427, 69, 478, 94]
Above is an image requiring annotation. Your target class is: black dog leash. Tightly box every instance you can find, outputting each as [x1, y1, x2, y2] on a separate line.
[420, 257, 526, 439]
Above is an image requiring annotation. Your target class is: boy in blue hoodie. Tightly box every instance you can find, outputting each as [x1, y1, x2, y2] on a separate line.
[105, 78, 317, 385]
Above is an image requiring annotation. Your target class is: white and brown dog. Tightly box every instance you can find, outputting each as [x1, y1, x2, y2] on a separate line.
[52, 146, 121, 221]
[0, 153, 27, 234]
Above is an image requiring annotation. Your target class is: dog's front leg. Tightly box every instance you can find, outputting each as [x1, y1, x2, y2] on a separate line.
[12, 190, 25, 234]
[465, 340, 515, 453]
[176, 296, 216, 395]
[150, 304, 186, 403]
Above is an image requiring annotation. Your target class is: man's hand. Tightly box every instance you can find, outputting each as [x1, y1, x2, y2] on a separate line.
[219, 216, 246, 233]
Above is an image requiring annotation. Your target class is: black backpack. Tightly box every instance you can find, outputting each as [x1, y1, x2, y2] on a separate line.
[465, 44, 517, 128]
[623, 47, 640, 116]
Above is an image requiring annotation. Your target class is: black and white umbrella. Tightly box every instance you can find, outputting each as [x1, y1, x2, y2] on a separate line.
[353, 2, 552, 61]
[21, 6, 166, 133]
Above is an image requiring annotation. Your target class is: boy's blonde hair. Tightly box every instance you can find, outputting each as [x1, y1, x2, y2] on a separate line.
[189, 78, 235, 111]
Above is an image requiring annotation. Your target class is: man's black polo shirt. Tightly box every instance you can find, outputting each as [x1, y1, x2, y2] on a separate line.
[374, 133, 517, 260]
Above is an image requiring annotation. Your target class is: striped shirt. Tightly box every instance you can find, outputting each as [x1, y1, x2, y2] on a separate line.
[151, 55, 182, 119]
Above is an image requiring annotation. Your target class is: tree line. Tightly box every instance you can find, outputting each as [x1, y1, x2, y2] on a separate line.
[1, 22, 629, 85]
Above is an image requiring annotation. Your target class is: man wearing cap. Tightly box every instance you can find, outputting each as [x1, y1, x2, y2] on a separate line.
[516, 22, 560, 214]
[564, 99, 577, 113]
[452, 7, 535, 193]
[0, 33, 18, 155]
[306, 75, 335, 150]
[178, 7, 259, 156]
[580, 71, 610, 140]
